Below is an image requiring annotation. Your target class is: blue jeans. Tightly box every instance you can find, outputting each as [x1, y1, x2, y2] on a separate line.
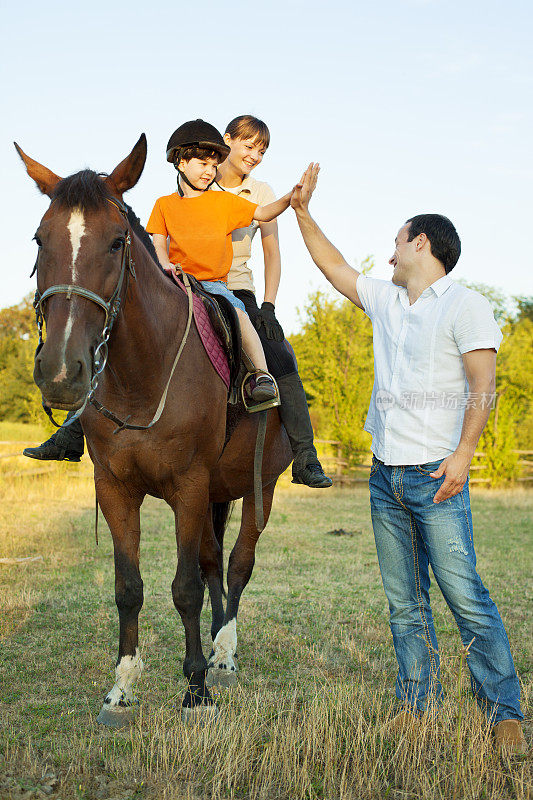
[200, 280, 246, 312]
[369, 456, 522, 723]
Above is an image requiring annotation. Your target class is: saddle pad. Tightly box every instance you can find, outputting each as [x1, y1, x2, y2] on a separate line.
[166, 269, 230, 390]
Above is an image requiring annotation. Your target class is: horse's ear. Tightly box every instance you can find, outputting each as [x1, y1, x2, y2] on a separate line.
[14, 143, 62, 197]
[105, 134, 147, 197]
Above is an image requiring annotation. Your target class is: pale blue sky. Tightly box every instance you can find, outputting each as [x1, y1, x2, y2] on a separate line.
[2, 0, 532, 333]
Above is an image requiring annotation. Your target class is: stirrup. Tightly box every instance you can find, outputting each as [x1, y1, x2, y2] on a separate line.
[241, 370, 281, 414]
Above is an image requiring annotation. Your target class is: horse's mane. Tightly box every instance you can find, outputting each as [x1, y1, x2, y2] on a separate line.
[52, 169, 161, 268]
[52, 169, 111, 211]
[124, 205, 161, 267]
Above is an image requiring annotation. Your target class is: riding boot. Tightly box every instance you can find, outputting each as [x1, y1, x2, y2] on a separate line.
[23, 412, 85, 462]
[277, 372, 332, 488]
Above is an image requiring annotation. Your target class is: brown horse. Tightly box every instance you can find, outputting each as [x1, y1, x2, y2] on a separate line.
[16, 134, 292, 726]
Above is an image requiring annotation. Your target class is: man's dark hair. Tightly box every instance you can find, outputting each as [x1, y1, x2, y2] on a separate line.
[405, 214, 461, 273]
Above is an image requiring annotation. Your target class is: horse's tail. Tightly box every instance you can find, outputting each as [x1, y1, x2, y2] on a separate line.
[211, 501, 234, 598]
[212, 500, 234, 551]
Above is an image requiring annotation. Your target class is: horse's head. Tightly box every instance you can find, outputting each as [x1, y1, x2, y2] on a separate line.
[15, 135, 147, 411]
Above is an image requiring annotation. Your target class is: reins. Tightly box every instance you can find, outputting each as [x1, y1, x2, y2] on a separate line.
[90, 268, 193, 433]
[34, 196, 193, 433]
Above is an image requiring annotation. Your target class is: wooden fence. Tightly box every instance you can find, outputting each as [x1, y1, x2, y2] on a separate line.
[2, 440, 532, 486]
[315, 440, 533, 487]
[469, 450, 533, 485]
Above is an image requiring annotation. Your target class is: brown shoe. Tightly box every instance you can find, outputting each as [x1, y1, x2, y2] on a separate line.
[380, 709, 421, 736]
[492, 720, 527, 755]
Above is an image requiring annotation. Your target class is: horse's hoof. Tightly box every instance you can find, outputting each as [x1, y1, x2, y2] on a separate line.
[206, 665, 238, 688]
[180, 704, 219, 725]
[96, 703, 136, 729]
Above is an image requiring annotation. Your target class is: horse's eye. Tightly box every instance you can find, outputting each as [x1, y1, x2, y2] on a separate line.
[34, 235, 42, 247]
[110, 238, 124, 253]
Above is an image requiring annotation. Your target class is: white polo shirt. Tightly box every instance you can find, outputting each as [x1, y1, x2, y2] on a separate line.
[357, 274, 503, 465]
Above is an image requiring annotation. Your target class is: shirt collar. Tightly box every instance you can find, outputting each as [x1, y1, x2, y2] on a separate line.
[396, 274, 453, 307]
[214, 174, 254, 195]
[430, 274, 453, 296]
[235, 174, 254, 194]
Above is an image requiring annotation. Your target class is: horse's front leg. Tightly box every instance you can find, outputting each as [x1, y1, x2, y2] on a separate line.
[208, 481, 277, 687]
[199, 504, 225, 643]
[170, 472, 216, 721]
[95, 476, 144, 729]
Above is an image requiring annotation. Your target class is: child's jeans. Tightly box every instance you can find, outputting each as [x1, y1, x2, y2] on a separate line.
[200, 280, 246, 312]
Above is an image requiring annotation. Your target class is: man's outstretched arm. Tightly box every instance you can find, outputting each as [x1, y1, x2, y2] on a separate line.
[291, 164, 364, 309]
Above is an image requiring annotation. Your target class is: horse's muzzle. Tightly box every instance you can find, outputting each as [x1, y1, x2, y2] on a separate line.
[34, 352, 91, 409]
[40, 395, 87, 412]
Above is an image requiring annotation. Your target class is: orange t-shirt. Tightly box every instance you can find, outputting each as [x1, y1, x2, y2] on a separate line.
[146, 191, 258, 282]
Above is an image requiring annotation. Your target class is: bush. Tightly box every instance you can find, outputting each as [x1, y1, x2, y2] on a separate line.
[473, 394, 520, 486]
[291, 289, 374, 467]
[0, 295, 45, 424]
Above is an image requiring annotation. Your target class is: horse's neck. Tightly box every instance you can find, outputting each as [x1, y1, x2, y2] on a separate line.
[104, 238, 186, 397]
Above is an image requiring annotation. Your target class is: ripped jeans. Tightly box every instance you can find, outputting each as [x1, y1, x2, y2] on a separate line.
[369, 457, 522, 723]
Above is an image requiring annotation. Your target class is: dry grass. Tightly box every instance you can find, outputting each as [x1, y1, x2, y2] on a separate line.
[0, 441, 531, 799]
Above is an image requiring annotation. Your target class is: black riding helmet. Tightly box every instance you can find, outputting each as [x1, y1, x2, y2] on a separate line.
[166, 119, 230, 195]
[166, 119, 230, 165]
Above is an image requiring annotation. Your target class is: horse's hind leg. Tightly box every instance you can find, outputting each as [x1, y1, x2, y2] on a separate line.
[170, 473, 217, 720]
[208, 481, 276, 685]
[95, 477, 144, 729]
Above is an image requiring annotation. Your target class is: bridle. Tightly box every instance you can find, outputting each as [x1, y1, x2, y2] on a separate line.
[34, 196, 134, 429]
[33, 195, 193, 433]
[34, 198, 135, 327]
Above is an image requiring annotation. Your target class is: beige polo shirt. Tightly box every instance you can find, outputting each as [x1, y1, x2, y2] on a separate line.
[211, 175, 276, 293]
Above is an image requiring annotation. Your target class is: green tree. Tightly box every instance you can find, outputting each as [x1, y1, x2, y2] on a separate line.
[473, 393, 520, 486]
[291, 285, 374, 466]
[495, 314, 533, 450]
[0, 295, 44, 423]
[460, 286, 533, 481]
[515, 296, 533, 322]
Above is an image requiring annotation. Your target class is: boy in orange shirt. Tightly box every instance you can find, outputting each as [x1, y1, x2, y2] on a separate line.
[147, 119, 300, 403]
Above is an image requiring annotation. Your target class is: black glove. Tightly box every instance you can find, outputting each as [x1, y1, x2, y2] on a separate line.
[253, 302, 285, 342]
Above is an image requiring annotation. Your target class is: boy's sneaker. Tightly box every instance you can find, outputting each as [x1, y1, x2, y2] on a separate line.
[246, 373, 278, 403]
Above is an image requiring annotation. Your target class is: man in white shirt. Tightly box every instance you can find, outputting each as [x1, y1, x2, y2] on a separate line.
[290, 165, 525, 752]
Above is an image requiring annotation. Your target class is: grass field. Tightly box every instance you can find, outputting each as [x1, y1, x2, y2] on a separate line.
[0, 441, 531, 799]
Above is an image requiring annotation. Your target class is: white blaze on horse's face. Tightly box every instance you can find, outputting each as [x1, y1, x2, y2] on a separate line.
[67, 208, 86, 282]
[54, 207, 86, 376]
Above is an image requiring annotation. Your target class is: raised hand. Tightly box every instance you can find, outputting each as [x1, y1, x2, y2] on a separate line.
[290, 163, 320, 213]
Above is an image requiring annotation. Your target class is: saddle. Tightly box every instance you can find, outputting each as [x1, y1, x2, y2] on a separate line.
[189, 275, 243, 395]
[165, 269, 241, 400]
[165, 267, 276, 530]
